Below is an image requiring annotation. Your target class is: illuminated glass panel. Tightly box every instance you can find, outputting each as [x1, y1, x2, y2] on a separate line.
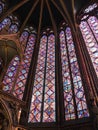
[88, 16, 98, 41]
[29, 33, 56, 123]
[13, 33, 36, 100]
[43, 34, 55, 122]
[60, 30, 75, 120]
[0, 16, 19, 33]
[66, 27, 89, 119]
[29, 35, 47, 122]
[8, 24, 18, 33]
[3, 56, 20, 92]
[20, 30, 29, 50]
[0, 17, 11, 31]
[80, 21, 98, 77]
[60, 27, 89, 120]
[84, 3, 97, 13]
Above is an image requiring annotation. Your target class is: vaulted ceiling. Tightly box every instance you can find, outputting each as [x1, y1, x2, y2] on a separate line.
[0, 0, 95, 67]
[1, 0, 94, 31]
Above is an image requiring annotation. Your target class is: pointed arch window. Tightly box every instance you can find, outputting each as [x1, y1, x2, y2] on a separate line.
[13, 31, 36, 99]
[79, 3, 98, 77]
[59, 27, 89, 120]
[0, 17, 11, 30]
[29, 33, 56, 123]
[0, 15, 19, 34]
[3, 28, 36, 100]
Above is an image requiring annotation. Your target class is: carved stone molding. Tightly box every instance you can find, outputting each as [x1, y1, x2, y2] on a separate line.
[0, 90, 26, 128]
[0, 101, 12, 130]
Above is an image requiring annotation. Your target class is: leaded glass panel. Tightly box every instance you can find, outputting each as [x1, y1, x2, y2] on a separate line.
[60, 27, 89, 120]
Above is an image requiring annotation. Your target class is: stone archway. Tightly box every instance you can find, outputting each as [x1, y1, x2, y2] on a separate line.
[0, 99, 13, 130]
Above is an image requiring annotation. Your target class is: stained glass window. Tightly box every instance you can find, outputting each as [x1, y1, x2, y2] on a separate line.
[0, 15, 19, 33]
[8, 23, 19, 34]
[19, 29, 29, 51]
[84, 3, 97, 13]
[80, 17, 98, 77]
[43, 34, 55, 122]
[29, 35, 47, 122]
[3, 56, 20, 92]
[0, 17, 11, 31]
[3, 28, 36, 100]
[88, 16, 98, 41]
[60, 27, 89, 120]
[29, 33, 56, 123]
[13, 32, 36, 99]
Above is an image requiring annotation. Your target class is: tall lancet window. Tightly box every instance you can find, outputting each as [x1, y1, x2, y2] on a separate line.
[3, 28, 36, 100]
[80, 3, 98, 77]
[59, 27, 89, 120]
[13, 29, 36, 99]
[29, 32, 56, 123]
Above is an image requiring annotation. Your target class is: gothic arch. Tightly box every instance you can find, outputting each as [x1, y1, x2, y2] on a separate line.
[0, 98, 13, 130]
